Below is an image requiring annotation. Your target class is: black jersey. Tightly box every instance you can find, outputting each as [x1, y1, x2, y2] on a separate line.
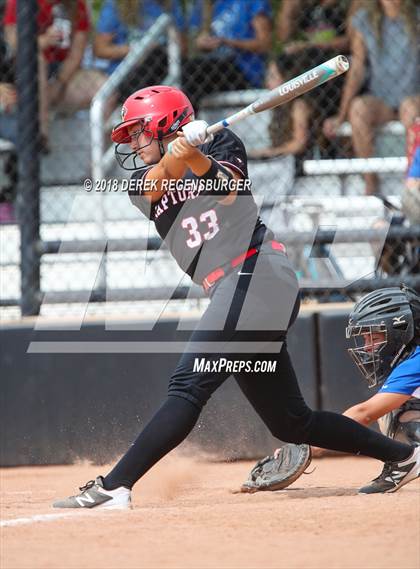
[129, 129, 272, 284]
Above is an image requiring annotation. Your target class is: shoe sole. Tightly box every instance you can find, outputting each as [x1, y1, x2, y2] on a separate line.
[53, 503, 132, 510]
[53, 499, 132, 510]
[97, 501, 132, 510]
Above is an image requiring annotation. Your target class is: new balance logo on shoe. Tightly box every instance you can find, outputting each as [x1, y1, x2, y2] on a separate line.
[53, 476, 132, 510]
[75, 493, 95, 507]
[385, 469, 409, 484]
[359, 446, 420, 494]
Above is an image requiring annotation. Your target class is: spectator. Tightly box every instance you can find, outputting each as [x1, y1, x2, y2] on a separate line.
[0, 33, 15, 143]
[402, 120, 420, 227]
[248, 55, 316, 173]
[94, 0, 183, 101]
[0, 32, 17, 223]
[277, 0, 350, 61]
[371, 120, 420, 278]
[181, 0, 272, 109]
[4, 0, 107, 143]
[276, 0, 352, 127]
[324, 0, 420, 195]
[401, 144, 420, 276]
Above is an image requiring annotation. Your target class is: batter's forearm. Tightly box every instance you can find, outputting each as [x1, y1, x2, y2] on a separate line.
[183, 153, 212, 176]
[145, 152, 188, 197]
[161, 152, 189, 179]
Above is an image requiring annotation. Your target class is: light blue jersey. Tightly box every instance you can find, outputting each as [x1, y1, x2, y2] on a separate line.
[351, 9, 419, 109]
[96, 0, 184, 75]
[379, 346, 420, 398]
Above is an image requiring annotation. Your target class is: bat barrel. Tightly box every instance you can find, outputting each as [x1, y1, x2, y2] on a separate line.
[207, 55, 350, 134]
[252, 55, 349, 113]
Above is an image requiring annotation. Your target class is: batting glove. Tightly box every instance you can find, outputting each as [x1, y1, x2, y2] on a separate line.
[182, 120, 213, 146]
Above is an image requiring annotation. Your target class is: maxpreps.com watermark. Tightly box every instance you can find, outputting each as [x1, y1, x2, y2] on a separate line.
[193, 358, 277, 374]
[83, 178, 251, 193]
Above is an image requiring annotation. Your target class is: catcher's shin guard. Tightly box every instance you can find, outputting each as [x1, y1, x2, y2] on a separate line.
[378, 399, 420, 445]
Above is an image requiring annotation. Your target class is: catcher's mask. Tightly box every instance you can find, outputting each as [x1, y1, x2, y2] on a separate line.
[346, 285, 419, 388]
[111, 85, 194, 170]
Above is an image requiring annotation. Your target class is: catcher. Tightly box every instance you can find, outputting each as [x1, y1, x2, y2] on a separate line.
[242, 285, 420, 494]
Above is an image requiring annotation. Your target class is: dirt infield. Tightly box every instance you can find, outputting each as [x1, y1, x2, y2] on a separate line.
[1, 455, 419, 569]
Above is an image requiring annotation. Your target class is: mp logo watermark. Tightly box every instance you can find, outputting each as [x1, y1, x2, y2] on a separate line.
[27, 189, 391, 355]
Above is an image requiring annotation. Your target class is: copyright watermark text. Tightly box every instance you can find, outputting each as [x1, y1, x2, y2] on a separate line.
[83, 178, 252, 193]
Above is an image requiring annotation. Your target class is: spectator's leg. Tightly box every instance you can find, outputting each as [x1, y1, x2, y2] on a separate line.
[399, 95, 420, 131]
[58, 69, 108, 112]
[348, 95, 395, 195]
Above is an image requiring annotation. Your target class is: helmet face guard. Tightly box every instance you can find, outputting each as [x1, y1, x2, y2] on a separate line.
[114, 118, 154, 171]
[346, 286, 417, 388]
[346, 324, 388, 388]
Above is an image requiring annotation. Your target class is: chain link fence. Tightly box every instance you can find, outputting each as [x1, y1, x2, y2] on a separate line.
[0, 0, 419, 320]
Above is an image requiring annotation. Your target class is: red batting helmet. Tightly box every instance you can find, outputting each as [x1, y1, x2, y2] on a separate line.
[111, 85, 194, 144]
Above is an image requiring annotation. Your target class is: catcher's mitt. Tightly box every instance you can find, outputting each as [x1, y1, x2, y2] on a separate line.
[241, 443, 312, 493]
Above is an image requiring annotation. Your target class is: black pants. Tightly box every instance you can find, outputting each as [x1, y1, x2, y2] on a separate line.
[104, 248, 412, 490]
[0, 151, 17, 205]
[182, 56, 252, 111]
[119, 46, 168, 102]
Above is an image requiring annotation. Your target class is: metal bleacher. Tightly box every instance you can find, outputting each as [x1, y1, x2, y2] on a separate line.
[0, 139, 14, 153]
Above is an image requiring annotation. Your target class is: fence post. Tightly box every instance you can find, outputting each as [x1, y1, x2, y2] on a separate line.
[16, 0, 41, 316]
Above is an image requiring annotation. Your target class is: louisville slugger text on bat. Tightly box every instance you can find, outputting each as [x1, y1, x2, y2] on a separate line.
[207, 55, 349, 135]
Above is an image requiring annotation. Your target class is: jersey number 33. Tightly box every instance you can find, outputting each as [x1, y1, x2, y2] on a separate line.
[181, 209, 220, 248]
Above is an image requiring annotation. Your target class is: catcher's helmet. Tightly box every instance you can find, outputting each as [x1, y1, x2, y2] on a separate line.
[346, 285, 420, 388]
[112, 85, 194, 169]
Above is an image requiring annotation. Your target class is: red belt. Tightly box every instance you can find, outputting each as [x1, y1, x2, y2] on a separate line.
[202, 240, 286, 293]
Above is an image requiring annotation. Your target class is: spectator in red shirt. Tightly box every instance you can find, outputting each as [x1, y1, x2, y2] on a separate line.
[4, 0, 107, 143]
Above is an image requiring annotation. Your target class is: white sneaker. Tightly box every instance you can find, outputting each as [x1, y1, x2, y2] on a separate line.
[358, 445, 420, 494]
[53, 476, 132, 509]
